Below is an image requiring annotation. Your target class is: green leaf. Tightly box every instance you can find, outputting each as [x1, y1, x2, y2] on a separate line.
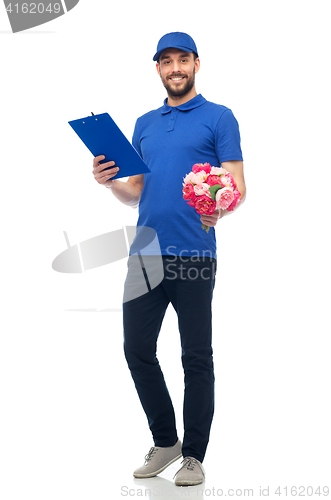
[208, 184, 223, 201]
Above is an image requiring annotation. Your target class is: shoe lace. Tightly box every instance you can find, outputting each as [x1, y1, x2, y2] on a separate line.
[173, 457, 198, 478]
[144, 446, 158, 464]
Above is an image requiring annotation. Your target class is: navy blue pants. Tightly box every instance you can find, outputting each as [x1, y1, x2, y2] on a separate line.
[123, 256, 216, 463]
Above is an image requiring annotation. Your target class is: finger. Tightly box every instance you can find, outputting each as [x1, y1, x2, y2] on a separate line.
[93, 158, 116, 173]
[93, 155, 105, 169]
[99, 161, 116, 173]
[94, 162, 116, 174]
[94, 155, 105, 164]
[93, 164, 117, 179]
[95, 167, 119, 183]
[200, 216, 217, 226]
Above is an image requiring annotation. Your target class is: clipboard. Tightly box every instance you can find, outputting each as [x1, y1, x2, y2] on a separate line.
[68, 112, 150, 180]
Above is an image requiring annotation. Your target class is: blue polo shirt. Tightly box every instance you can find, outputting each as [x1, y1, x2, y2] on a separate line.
[131, 94, 243, 259]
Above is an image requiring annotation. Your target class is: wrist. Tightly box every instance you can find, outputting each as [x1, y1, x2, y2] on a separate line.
[106, 179, 118, 189]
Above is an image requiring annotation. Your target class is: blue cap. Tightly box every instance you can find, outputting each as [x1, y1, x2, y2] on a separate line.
[153, 32, 198, 62]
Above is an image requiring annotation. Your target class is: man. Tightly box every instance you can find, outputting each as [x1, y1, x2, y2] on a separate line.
[93, 32, 246, 486]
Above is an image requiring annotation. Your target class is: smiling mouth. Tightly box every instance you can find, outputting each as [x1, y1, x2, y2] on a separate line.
[169, 76, 186, 82]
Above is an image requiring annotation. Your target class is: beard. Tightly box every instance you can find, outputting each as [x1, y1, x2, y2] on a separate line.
[160, 69, 196, 98]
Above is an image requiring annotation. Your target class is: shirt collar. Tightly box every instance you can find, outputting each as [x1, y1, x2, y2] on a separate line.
[161, 94, 206, 114]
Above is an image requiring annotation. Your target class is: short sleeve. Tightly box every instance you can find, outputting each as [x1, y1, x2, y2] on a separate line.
[132, 119, 143, 159]
[215, 109, 243, 164]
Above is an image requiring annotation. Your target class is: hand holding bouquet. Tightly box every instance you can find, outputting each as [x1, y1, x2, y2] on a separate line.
[182, 163, 242, 232]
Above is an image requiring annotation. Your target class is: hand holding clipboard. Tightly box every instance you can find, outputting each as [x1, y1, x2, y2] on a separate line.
[92, 155, 121, 185]
[68, 112, 150, 180]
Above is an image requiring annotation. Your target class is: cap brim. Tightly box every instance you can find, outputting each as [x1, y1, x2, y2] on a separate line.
[153, 45, 197, 61]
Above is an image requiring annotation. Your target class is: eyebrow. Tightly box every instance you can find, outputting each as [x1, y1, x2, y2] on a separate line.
[160, 52, 190, 61]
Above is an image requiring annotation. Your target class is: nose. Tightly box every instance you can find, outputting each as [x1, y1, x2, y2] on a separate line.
[172, 60, 182, 73]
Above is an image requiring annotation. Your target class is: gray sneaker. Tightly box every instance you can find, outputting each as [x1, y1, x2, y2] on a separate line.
[174, 456, 205, 486]
[133, 440, 182, 478]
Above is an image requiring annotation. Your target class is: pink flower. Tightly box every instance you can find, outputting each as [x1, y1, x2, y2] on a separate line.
[227, 189, 241, 211]
[194, 183, 211, 197]
[183, 183, 196, 201]
[191, 171, 208, 184]
[210, 166, 225, 176]
[206, 174, 223, 187]
[220, 173, 236, 189]
[215, 187, 235, 210]
[195, 195, 216, 215]
[187, 198, 196, 207]
[183, 171, 196, 185]
[192, 163, 211, 174]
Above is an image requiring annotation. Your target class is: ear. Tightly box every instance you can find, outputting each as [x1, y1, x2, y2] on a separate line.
[194, 57, 201, 74]
[156, 62, 161, 77]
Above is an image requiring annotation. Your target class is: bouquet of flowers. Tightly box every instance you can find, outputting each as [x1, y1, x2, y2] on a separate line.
[182, 163, 242, 232]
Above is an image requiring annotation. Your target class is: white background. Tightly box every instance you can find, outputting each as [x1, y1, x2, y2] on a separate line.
[1, 1, 330, 499]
